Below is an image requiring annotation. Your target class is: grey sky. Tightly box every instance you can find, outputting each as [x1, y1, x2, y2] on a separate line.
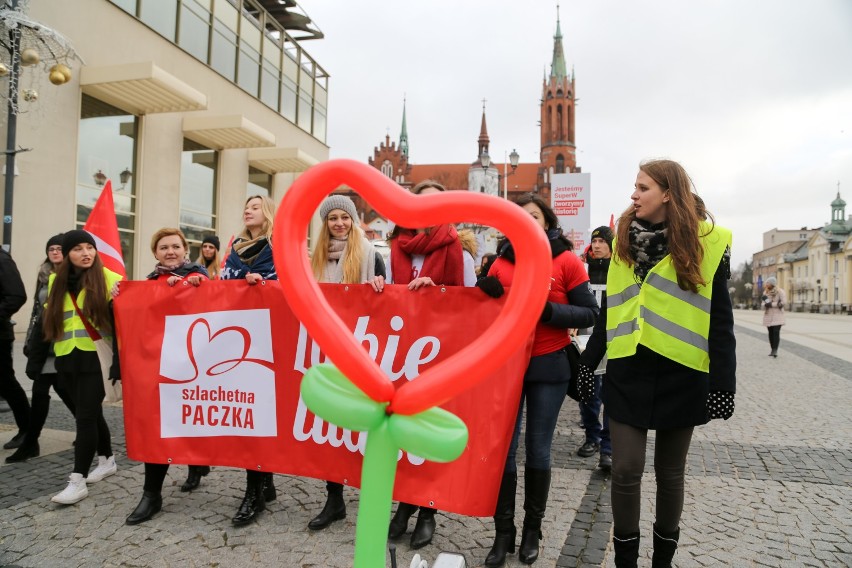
[301, 0, 852, 268]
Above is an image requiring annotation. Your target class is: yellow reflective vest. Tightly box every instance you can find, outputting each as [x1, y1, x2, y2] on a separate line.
[48, 268, 122, 357]
[606, 221, 731, 372]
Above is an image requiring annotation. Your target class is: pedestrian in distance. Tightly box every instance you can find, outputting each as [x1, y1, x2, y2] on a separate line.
[577, 159, 737, 567]
[576, 225, 613, 471]
[196, 234, 221, 280]
[43, 230, 122, 505]
[478, 193, 599, 567]
[761, 276, 785, 357]
[306, 194, 386, 531]
[0, 248, 31, 453]
[385, 180, 479, 550]
[6, 234, 77, 463]
[125, 228, 209, 525]
[222, 195, 279, 526]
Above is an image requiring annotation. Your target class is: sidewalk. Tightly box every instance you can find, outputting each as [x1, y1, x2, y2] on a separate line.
[1, 312, 850, 567]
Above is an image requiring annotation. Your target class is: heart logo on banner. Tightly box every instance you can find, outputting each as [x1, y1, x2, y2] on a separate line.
[272, 159, 551, 416]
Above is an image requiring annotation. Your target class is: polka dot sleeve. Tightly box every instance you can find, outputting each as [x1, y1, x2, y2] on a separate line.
[708, 391, 735, 420]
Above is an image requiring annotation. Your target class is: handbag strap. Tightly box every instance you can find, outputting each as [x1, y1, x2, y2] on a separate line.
[69, 293, 103, 342]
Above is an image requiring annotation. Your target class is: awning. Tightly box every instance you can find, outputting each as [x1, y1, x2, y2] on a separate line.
[247, 147, 319, 174]
[182, 115, 276, 150]
[80, 62, 207, 115]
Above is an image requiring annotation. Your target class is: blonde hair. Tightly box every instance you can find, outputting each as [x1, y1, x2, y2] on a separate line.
[196, 251, 221, 279]
[239, 194, 276, 240]
[150, 228, 188, 255]
[311, 218, 366, 284]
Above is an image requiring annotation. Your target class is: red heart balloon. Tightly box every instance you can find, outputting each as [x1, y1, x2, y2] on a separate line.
[273, 159, 551, 416]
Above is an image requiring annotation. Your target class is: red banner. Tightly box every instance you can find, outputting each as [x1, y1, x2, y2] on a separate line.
[115, 281, 532, 516]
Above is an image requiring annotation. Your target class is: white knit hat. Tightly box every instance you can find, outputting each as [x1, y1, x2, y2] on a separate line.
[319, 194, 358, 222]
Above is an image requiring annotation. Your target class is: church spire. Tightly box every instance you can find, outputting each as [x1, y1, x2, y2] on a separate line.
[399, 97, 409, 158]
[478, 99, 490, 160]
[550, 5, 568, 81]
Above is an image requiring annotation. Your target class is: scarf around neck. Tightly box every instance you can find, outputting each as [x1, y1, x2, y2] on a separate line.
[390, 224, 464, 286]
[322, 235, 377, 284]
[233, 235, 269, 266]
[628, 219, 669, 283]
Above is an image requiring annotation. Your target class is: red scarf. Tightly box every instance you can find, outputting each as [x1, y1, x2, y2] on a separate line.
[390, 224, 464, 286]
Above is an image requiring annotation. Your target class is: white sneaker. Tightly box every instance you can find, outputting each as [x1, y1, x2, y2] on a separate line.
[86, 455, 117, 483]
[52, 473, 88, 504]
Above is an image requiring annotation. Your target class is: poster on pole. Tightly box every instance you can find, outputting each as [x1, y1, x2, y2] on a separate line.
[551, 172, 591, 254]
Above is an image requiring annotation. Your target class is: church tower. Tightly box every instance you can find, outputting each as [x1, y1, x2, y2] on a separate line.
[538, 7, 578, 191]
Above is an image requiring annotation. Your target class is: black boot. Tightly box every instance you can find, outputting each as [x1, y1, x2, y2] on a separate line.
[388, 502, 418, 539]
[232, 472, 266, 526]
[3, 430, 27, 450]
[262, 472, 277, 502]
[126, 491, 163, 525]
[5, 439, 39, 463]
[308, 482, 346, 530]
[652, 524, 679, 567]
[410, 507, 436, 549]
[180, 465, 210, 492]
[485, 470, 517, 567]
[518, 467, 550, 564]
[613, 532, 640, 568]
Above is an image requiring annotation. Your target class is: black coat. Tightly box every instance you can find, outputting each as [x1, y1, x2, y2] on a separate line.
[0, 249, 26, 342]
[580, 259, 736, 429]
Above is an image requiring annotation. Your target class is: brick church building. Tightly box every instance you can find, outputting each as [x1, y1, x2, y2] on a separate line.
[349, 12, 580, 238]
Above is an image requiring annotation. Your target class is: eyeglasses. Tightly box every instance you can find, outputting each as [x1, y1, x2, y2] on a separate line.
[47, 246, 62, 253]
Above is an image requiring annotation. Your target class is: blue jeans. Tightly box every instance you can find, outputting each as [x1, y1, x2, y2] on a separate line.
[504, 351, 569, 473]
[579, 374, 611, 455]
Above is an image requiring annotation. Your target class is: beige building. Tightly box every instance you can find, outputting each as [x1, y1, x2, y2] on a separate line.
[753, 193, 852, 313]
[1, 0, 329, 322]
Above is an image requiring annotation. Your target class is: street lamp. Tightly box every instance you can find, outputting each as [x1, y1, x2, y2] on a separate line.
[119, 166, 132, 187]
[480, 149, 520, 200]
[93, 170, 107, 187]
[744, 282, 753, 309]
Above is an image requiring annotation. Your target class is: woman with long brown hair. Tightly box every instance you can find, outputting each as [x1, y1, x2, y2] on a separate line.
[43, 230, 123, 505]
[578, 159, 736, 567]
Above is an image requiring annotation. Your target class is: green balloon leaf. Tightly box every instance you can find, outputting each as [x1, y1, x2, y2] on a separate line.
[300, 363, 387, 432]
[388, 406, 469, 463]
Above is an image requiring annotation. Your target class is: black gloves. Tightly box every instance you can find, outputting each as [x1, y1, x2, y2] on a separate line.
[577, 363, 596, 403]
[707, 391, 735, 420]
[475, 276, 504, 299]
[541, 301, 553, 322]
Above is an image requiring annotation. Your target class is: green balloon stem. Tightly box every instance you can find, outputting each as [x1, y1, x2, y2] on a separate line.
[353, 419, 399, 568]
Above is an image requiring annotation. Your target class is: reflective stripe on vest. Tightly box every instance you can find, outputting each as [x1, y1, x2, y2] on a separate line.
[50, 268, 122, 356]
[605, 222, 731, 372]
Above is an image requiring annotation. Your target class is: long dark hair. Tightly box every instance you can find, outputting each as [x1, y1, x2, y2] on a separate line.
[43, 255, 111, 340]
[514, 192, 573, 250]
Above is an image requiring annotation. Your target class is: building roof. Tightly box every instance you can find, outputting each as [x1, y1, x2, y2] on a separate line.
[254, 0, 323, 40]
[408, 162, 539, 193]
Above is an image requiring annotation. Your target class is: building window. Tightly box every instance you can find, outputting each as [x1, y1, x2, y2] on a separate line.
[247, 166, 271, 197]
[180, 138, 218, 260]
[381, 160, 393, 178]
[555, 154, 565, 174]
[76, 95, 138, 278]
[139, 0, 178, 41]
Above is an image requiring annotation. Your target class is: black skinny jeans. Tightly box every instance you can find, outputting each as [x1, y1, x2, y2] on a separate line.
[0, 334, 30, 431]
[609, 418, 694, 535]
[767, 325, 781, 351]
[56, 349, 112, 475]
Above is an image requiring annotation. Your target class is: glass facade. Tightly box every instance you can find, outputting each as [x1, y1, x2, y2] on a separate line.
[110, 0, 328, 143]
[180, 139, 219, 260]
[77, 95, 138, 278]
[247, 166, 271, 197]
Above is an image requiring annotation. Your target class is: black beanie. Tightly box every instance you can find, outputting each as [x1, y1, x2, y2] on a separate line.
[202, 235, 220, 251]
[62, 229, 96, 253]
[45, 233, 64, 255]
[590, 226, 613, 252]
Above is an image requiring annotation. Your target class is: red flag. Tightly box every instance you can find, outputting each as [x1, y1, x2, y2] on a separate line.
[220, 234, 235, 270]
[83, 180, 126, 278]
[609, 213, 615, 230]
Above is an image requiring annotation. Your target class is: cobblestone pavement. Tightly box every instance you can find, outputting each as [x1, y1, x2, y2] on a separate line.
[1, 311, 850, 567]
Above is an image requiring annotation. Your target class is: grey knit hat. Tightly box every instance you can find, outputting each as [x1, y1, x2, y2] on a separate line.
[319, 194, 359, 222]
